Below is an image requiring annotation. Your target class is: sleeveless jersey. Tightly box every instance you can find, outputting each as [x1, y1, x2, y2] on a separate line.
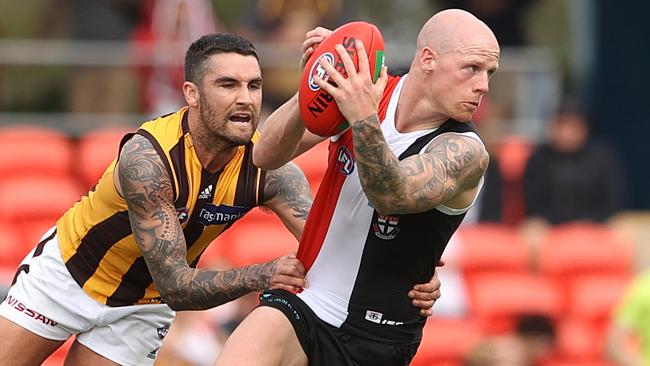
[296, 75, 484, 344]
[57, 107, 266, 306]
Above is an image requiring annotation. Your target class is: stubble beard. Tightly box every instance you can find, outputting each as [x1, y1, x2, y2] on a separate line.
[199, 97, 253, 148]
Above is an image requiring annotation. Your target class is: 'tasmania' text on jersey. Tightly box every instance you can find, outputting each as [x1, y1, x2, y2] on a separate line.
[57, 107, 266, 306]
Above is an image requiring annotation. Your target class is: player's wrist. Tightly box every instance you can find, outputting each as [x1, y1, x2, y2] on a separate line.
[351, 113, 380, 126]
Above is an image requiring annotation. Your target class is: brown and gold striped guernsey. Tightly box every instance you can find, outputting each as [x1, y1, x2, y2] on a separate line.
[56, 107, 266, 306]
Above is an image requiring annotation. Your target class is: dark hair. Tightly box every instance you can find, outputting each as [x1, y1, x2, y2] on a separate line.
[184, 33, 259, 84]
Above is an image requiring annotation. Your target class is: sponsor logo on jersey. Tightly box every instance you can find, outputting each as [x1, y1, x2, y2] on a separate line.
[147, 348, 159, 360]
[198, 184, 213, 200]
[176, 207, 189, 224]
[336, 146, 355, 175]
[364, 309, 404, 326]
[372, 214, 400, 240]
[197, 204, 248, 226]
[308, 52, 335, 91]
[157, 324, 170, 339]
[4, 295, 58, 326]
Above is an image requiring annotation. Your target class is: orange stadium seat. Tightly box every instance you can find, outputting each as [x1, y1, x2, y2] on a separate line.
[554, 317, 607, 362]
[76, 127, 133, 188]
[0, 176, 82, 247]
[457, 223, 530, 281]
[566, 274, 631, 322]
[0, 222, 27, 267]
[538, 223, 634, 279]
[0, 222, 25, 284]
[215, 216, 298, 268]
[467, 273, 562, 333]
[411, 317, 483, 366]
[0, 125, 73, 181]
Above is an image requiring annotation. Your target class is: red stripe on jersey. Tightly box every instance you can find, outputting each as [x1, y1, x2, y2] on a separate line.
[296, 75, 401, 271]
[379, 75, 401, 121]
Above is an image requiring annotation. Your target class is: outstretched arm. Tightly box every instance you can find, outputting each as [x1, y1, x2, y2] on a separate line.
[118, 135, 306, 311]
[253, 94, 325, 170]
[253, 27, 332, 169]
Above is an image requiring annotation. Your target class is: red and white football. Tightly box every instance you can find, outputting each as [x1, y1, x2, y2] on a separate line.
[298, 21, 385, 137]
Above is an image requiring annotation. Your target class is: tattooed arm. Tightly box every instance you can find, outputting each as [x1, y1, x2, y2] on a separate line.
[261, 162, 313, 240]
[117, 134, 306, 311]
[351, 116, 489, 215]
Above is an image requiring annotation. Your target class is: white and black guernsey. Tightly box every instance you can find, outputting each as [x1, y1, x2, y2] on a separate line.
[296, 75, 484, 345]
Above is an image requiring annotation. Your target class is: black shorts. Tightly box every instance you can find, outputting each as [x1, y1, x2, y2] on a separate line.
[259, 290, 419, 366]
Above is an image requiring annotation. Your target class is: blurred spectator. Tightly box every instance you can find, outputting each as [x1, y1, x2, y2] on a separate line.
[606, 270, 650, 366]
[436, 0, 537, 47]
[522, 98, 624, 226]
[516, 314, 557, 365]
[235, 0, 345, 110]
[65, 0, 143, 114]
[465, 335, 530, 366]
[132, 0, 219, 114]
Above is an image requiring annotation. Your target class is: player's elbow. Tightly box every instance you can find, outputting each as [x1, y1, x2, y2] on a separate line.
[158, 288, 186, 311]
[253, 145, 284, 170]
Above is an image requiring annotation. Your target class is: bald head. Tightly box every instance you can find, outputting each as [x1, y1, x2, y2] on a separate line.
[416, 9, 499, 55]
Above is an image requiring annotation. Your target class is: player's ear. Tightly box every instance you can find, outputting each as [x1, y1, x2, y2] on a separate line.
[183, 81, 200, 107]
[419, 46, 436, 73]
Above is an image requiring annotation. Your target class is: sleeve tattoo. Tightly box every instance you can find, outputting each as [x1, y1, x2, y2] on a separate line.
[262, 162, 313, 221]
[119, 134, 278, 311]
[351, 114, 489, 214]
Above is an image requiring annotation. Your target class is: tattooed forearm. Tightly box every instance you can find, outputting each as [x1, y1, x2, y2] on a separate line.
[351, 115, 489, 214]
[351, 115, 407, 212]
[263, 162, 313, 220]
[119, 134, 276, 311]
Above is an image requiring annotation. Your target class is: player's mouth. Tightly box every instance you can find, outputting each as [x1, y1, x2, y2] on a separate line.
[464, 101, 479, 110]
[229, 113, 252, 123]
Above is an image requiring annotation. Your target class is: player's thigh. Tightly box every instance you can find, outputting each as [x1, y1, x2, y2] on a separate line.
[215, 306, 307, 366]
[64, 340, 120, 366]
[0, 316, 65, 366]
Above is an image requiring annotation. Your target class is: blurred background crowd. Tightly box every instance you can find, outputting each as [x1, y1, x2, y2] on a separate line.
[1, 0, 650, 365]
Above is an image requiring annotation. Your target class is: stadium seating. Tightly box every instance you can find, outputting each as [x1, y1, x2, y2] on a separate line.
[0, 125, 73, 181]
[466, 272, 562, 333]
[411, 317, 482, 366]
[538, 223, 634, 279]
[76, 126, 132, 188]
[0, 176, 82, 248]
[457, 223, 530, 281]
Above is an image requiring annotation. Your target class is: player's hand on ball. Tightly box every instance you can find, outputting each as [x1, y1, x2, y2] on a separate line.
[300, 27, 332, 73]
[313, 39, 388, 124]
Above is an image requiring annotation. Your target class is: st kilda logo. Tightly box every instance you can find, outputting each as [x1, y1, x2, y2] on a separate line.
[373, 214, 400, 240]
[307, 37, 357, 118]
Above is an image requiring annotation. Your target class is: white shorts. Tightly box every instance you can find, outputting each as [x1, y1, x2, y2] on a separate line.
[0, 227, 176, 366]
